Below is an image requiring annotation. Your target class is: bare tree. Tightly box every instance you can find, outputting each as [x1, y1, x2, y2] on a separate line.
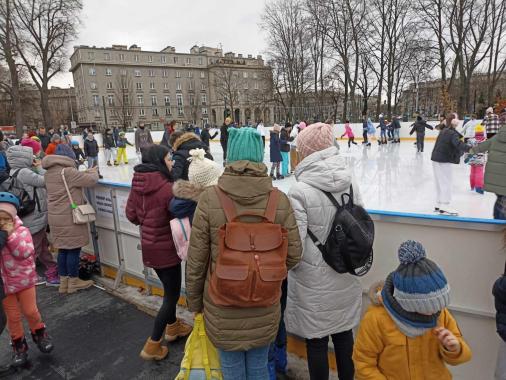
[111, 73, 134, 131]
[12, 0, 82, 129]
[211, 66, 243, 122]
[485, 0, 506, 105]
[0, 0, 24, 135]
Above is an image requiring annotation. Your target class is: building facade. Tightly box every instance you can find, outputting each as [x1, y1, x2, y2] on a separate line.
[70, 44, 274, 131]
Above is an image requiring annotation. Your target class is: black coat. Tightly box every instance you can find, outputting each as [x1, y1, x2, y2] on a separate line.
[280, 129, 292, 152]
[172, 138, 213, 181]
[84, 139, 99, 158]
[38, 134, 51, 151]
[270, 132, 282, 162]
[200, 129, 219, 147]
[220, 124, 229, 146]
[410, 120, 433, 136]
[104, 134, 116, 149]
[493, 264, 506, 342]
[431, 127, 469, 164]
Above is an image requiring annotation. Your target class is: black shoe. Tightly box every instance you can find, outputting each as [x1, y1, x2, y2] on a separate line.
[11, 338, 28, 368]
[270, 174, 276, 181]
[31, 327, 54, 354]
[277, 175, 284, 180]
[99, 175, 104, 179]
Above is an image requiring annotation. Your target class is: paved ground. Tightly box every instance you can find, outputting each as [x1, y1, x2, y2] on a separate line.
[0, 285, 185, 380]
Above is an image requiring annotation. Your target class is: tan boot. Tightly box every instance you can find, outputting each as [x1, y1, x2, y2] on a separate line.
[59, 276, 69, 294]
[67, 277, 94, 294]
[140, 337, 168, 361]
[165, 319, 192, 342]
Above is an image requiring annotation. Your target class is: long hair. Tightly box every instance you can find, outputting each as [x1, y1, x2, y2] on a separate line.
[141, 145, 172, 181]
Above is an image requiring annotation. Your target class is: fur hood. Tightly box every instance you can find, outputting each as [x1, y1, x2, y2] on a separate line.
[172, 133, 200, 152]
[172, 180, 206, 201]
[368, 280, 385, 306]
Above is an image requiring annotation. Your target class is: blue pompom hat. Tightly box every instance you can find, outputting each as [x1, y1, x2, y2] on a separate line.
[392, 240, 450, 314]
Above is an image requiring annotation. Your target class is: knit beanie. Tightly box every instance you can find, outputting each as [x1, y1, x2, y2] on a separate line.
[297, 123, 335, 160]
[51, 134, 61, 142]
[55, 144, 76, 160]
[299, 122, 307, 130]
[486, 107, 494, 114]
[226, 127, 264, 163]
[21, 138, 42, 155]
[188, 149, 223, 188]
[391, 241, 450, 314]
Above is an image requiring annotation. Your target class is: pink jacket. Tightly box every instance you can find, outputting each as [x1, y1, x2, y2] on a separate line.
[0, 217, 37, 295]
[343, 124, 354, 138]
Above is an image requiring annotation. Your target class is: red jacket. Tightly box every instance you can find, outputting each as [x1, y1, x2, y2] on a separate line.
[126, 168, 180, 269]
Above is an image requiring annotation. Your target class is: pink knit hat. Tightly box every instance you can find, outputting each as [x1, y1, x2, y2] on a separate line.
[297, 123, 335, 160]
[299, 121, 307, 130]
[21, 138, 42, 155]
[0, 203, 17, 220]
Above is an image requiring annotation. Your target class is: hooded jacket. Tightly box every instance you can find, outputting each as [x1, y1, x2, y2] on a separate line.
[472, 125, 506, 196]
[431, 127, 469, 164]
[42, 155, 99, 249]
[84, 138, 99, 157]
[6, 146, 48, 235]
[171, 133, 213, 181]
[409, 120, 434, 136]
[0, 218, 37, 295]
[103, 133, 117, 149]
[134, 127, 154, 151]
[286, 146, 363, 339]
[125, 166, 179, 269]
[185, 161, 302, 351]
[270, 132, 282, 162]
[353, 283, 472, 380]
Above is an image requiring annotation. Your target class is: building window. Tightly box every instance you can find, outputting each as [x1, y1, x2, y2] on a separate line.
[189, 95, 195, 106]
[150, 82, 155, 90]
[90, 82, 97, 90]
[201, 83, 206, 91]
[149, 69, 155, 77]
[107, 95, 114, 106]
[201, 94, 207, 105]
[107, 82, 113, 90]
[163, 83, 169, 90]
[136, 82, 143, 90]
[253, 73, 258, 79]
[92, 95, 100, 106]
[148, 55, 153, 63]
[151, 95, 157, 106]
[152, 108, 158, 116]
[126, 108, 132, 117]
[122, 81, 128, 90]
[104, 52, 110, 61]
[176, 93, 183, 107]
[137, 95, 144, 106]
[165, 108, 172, 116]
[176, 82, 182, 91]
[198, 57, 203, 65]
[88, 51, 94, 60]
[139, 108, 145, 116]
[89, 68, 96, 76]
[244, 82, 248, 90]
[176, 71, 181, 78]
[164, 96, 170, 106]
[119, 53, 125, 61]
[202, 108, 208, 115]
[161, 56, 167, 63]
[189, 81, 193, 91]
[174, 56, 178, 64]
[243, 72, 248, 79]
[134, 69, 141, 77]
[123, 94, 129, 105]
[94, 109, 101, 118]
[200, 71, 205, 79]
[254, 82, 259, 90]
[186, 57, 191, 65]
[178, 107, 184, 116]
[162, 70, 168, 78]
[134, 54, 139, 62]
[120, 69, 127, 76]
[106, 68, 112, 76]
[188, 71, 193, 78]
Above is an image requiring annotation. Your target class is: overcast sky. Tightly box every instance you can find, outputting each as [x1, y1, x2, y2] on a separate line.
[52, 0, 268, 87]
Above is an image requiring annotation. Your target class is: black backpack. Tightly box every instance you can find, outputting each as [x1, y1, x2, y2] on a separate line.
[307, 185, 374, 276]
[7, 169, 40, 218]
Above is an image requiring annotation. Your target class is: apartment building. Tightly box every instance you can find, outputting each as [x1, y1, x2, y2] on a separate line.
[70, 44, 274, 130]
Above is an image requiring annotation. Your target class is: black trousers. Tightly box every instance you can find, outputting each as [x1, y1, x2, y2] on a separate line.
[362, 130, 368, 144]
[416, 133, 425, 152]
[306, 330, 354, 380]
[151, 264, 182, 341]
[220, 141, 227, 161]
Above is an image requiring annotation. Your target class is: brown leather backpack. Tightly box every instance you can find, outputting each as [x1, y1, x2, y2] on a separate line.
[208, 186, 288, 308]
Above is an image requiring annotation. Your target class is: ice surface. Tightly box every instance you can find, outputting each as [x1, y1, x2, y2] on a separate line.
[97, 139, 496, 220]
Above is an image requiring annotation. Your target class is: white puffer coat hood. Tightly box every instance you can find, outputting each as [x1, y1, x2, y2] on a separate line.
[286, 146, 363, 339]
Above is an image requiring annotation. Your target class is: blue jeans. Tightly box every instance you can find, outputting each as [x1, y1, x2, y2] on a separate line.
[281, 152, 289, 176]
[218, 346, 270, 380]
[268, 280, 288, 379]
[57, 248, 81, 277]
[87, 156, 98, 168]
[494, 195, 506, 220]
[394, 129, 400, 141]
[380, 129, 387, 141]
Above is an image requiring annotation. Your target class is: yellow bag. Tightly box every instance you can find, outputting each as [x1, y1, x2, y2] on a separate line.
[175, 314, 223, 380]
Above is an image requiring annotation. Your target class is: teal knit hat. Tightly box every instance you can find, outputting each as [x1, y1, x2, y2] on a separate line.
[227, 127, 264, 163]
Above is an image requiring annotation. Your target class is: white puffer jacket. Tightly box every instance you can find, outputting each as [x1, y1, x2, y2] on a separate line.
[286, 146, 363, 339]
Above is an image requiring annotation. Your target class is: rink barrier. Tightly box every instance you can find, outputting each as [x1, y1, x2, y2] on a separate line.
[85, 181, 506, 379]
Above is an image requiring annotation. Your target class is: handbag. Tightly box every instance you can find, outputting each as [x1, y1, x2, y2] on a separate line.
[175, 314, 222, 380]
[61, 168, 96, 225]
[170, 217, 191, 261]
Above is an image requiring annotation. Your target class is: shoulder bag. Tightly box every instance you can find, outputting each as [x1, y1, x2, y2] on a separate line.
[61, 168, 96, 225]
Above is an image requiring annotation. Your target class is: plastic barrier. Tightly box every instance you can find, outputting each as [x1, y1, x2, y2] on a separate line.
[86, 181, 505, 379]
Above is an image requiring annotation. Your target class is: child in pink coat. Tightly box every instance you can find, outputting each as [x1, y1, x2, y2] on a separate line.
[0, 192, 53, 367]
[341, 120, 358, 148]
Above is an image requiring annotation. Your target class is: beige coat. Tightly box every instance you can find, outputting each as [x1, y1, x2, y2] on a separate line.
[42, 155, 99, 249]
[185, 161, 302, 351]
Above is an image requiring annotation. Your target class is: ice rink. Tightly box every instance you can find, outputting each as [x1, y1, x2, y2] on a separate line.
[96, 137, 496, 220]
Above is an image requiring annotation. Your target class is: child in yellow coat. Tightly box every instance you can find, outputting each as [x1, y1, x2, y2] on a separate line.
[353, 241, 472, 380]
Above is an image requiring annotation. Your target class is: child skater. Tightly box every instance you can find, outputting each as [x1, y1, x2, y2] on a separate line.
[464, 124, 486, 194]
[353, 240, 471, 379]
[116, 131, 133, 165]
[341, 120, 358, 148]
[0, 192, 53, 367]
[270, 124, 283, 180]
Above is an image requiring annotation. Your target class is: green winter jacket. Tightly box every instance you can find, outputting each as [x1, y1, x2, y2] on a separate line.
[473, 125, 506, 196]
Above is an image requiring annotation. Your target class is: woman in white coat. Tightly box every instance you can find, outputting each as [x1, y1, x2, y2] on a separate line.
[286, 123, 363, 380]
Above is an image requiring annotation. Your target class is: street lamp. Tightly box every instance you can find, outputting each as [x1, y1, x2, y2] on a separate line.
[68, 84, 74, 122]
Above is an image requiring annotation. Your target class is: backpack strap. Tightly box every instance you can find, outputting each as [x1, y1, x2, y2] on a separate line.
[214, 186, 237, 223]
[264, 189, 280, 223]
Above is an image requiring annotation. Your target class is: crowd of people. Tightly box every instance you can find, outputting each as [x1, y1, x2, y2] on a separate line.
[0, 110, 502, 379]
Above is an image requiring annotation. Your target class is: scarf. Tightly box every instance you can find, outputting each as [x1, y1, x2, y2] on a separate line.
[381, 273, 440, 338]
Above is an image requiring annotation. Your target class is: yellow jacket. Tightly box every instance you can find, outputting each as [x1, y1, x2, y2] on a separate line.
[353, 304, 472, 380]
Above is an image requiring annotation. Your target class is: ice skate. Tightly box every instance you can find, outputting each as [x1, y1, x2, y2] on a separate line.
[439, 208, 458, 216]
